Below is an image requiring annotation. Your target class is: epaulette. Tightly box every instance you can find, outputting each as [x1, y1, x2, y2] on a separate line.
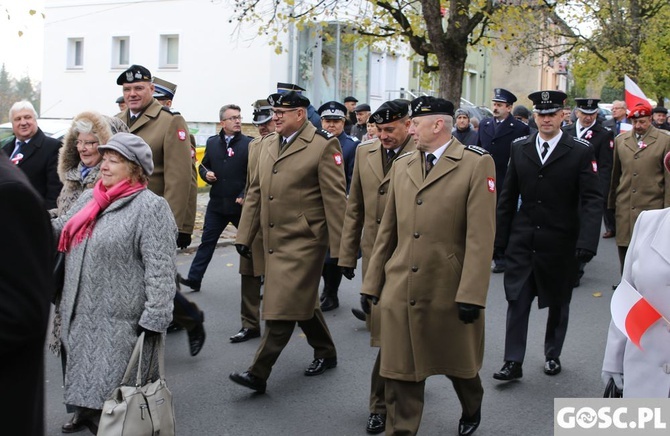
[316, 129, 333, 139]
[603, 125, 612, 132]
[660, 129, 670, 136]
[169, 108, 181, 115]
[160, 106, 175, 116]
[465, 145, 489, 156]
[574, 137, 591, 147]
[512, 135, 529, 144]
[396, 151, 413, 160]
[349, 135, 360, 143]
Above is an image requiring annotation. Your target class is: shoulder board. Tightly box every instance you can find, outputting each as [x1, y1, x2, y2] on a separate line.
[348, 135, 360, 143]
[316, 129, 333, 139]
[396, 151, 413, 160]
[602, 125, 611, 131]
[465, 145, 489, 156]
[512, 135, 529, 144]
[574, 137, 591, 147]
[661, 129, 670, 136]
[160, 106, 175, 116]
[170, 109, 181, 115]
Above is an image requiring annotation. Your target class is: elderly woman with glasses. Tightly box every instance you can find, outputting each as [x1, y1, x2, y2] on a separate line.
[51, 112, 129, 218]
[52, 133, 177, 433]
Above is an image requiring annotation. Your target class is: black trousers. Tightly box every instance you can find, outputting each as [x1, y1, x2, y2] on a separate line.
[503, 275, 570, 362]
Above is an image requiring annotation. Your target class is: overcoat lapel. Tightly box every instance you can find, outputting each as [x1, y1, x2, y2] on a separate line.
[542, 141, 571, 168]
[521, 140, 542, 168]
[366, 147, 385, 184]
[406, 152, 424, 189]
[419, 146, 460, 191]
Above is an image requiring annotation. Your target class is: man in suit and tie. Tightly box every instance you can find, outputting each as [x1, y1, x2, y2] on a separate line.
[493, 90, 603, 382]
[3, 101, 62, 209]
[563, 98, 615, 283]
[477, 88, 530, 273]
[603, 100, 629, 136]
[338, 99, 415, 434]
[609, 101, 670, 271]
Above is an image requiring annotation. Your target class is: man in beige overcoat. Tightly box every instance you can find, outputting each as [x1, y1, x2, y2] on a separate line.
[361, 96, 497, 436]
[609, 100, 670, 270]
[339, 99, 415, 434]
[230, 91, 347, 393]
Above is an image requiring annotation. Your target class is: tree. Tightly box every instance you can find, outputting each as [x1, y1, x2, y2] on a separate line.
[0, 64, 41, 123]
[0, 64, 15, 123]
[229, 0, 557, 103]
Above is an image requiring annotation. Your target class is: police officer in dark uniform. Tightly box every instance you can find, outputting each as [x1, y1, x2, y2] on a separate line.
[493, 90, 602, 382]
[477, 88, 530, 273]
[317, 101, 358, 312]
[563, 98, 615, 264]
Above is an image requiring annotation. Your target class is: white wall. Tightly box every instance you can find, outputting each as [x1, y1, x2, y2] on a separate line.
[42, 0, 287, 122]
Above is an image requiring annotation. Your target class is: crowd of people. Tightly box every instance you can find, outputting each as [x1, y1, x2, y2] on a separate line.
[2, 62, 670, 436]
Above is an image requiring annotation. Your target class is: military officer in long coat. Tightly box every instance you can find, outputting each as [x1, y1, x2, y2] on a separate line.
[477, 88, 530, 273]
[562, 98, 614, 285]
[493, 91, 603, 383]
[230, 100, 274, 344]
[115, 65, 196, 247]
[229, 91, 347, 393]
[608, 101, 670, 270]
[338, 99, 415, 435]
[362, 97, 497, 436]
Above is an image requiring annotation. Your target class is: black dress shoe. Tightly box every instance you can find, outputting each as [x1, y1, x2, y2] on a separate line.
[544, 357, 562, 375]
[352, 308, 367, 321]
[493, 361, 523, 381]
[366, 413, 386, 434]
[229, 371, 267, 393]
[491, 264, 505, 273]
[187, 317, 206, 356]
[179, 276, 201, 292]
[230, 328, 261, 343]
[458, 408, 481, 436]
[320, 296, 339, 312]
[62, 409, 100, 434]
[304, 357, 337, 376]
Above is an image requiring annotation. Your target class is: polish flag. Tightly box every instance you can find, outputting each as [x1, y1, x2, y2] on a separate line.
[624, 75, 649, 111]
[611, 279, 663, 349]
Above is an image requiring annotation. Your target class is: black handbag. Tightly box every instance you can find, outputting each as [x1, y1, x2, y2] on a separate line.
[603, 377, 623, 398]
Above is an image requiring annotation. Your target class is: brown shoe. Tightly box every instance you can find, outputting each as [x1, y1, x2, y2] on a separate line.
[602, 230, 615, 238]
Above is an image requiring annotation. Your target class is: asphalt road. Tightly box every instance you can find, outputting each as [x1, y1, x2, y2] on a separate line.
[43, 234, 621, 435]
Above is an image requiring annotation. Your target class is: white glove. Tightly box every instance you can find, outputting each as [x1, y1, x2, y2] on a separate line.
[602, 371, 624, 390]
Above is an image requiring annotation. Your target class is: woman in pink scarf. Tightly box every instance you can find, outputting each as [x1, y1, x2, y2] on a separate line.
[52, 133, 177, 433]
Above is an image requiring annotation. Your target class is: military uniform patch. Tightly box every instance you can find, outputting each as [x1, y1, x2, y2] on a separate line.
[487, 177, 496, 192]
[178, 129, 187, 141]
[591, 160, 598, 173]
[333, 153, 343, 166]
[465, 145, 490, 155]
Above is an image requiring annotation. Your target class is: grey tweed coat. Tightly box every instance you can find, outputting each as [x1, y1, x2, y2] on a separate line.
[52, 188, 177, 409]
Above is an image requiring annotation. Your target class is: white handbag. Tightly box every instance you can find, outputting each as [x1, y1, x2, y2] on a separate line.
[97, 332, 176, 436]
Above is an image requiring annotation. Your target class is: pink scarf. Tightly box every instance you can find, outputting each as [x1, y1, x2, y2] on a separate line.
[58, 179, 146, 252]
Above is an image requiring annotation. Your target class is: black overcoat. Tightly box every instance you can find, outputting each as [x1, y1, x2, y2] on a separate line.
[562, 122, 614, 200]
[495, 133, 603, 307]
[2, 128, 62, 209]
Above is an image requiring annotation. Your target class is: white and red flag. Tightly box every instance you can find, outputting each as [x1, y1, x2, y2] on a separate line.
[624, 75, 649, 112]
[611, 279, 664, 349]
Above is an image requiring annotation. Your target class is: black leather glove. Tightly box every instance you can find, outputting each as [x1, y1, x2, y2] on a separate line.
[137, 325, 161, 337]
[575, 248, 595, 263]
[493, 246, 505, 259]
[360, 294, 379, 315]
[341, 267, 356, 280]
[235, 244, 252, 259]
[176, 232, 192, 249]
[457, 303, 481, 324]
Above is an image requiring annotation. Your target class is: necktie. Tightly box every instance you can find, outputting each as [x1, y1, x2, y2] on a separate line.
[10, 141, 24, 160]
[387, 149, 396, 160]
[425, 153, 435, 176]
[541, 142, 549, 160]
[280, 138, 288, 153]
[129, 115, 138, 126]
[615, 121, 621, 136]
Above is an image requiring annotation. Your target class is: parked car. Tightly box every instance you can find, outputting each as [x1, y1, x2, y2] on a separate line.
[459, 98, 493, 122]
[0, 118, 71, 147]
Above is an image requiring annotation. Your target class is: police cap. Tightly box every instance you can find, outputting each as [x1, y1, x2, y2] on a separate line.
[318, 101, 347, 119]
[492, 88, 517, 104]
[528, 90, 567, 114]
[574, 98, 600, 114]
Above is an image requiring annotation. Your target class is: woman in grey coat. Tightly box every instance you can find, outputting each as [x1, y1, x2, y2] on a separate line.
[52, 133, 176, 433]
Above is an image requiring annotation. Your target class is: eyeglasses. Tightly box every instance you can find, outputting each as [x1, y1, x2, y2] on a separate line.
[76, 140, 99, 149]
[271, 109, 299, 119]
[222, 116, 243, 122]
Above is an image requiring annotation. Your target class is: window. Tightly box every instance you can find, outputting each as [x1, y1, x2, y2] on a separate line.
[112, 36, 130, 68]
[159, 34, 179, 68]
[67, 38, 84, 69]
